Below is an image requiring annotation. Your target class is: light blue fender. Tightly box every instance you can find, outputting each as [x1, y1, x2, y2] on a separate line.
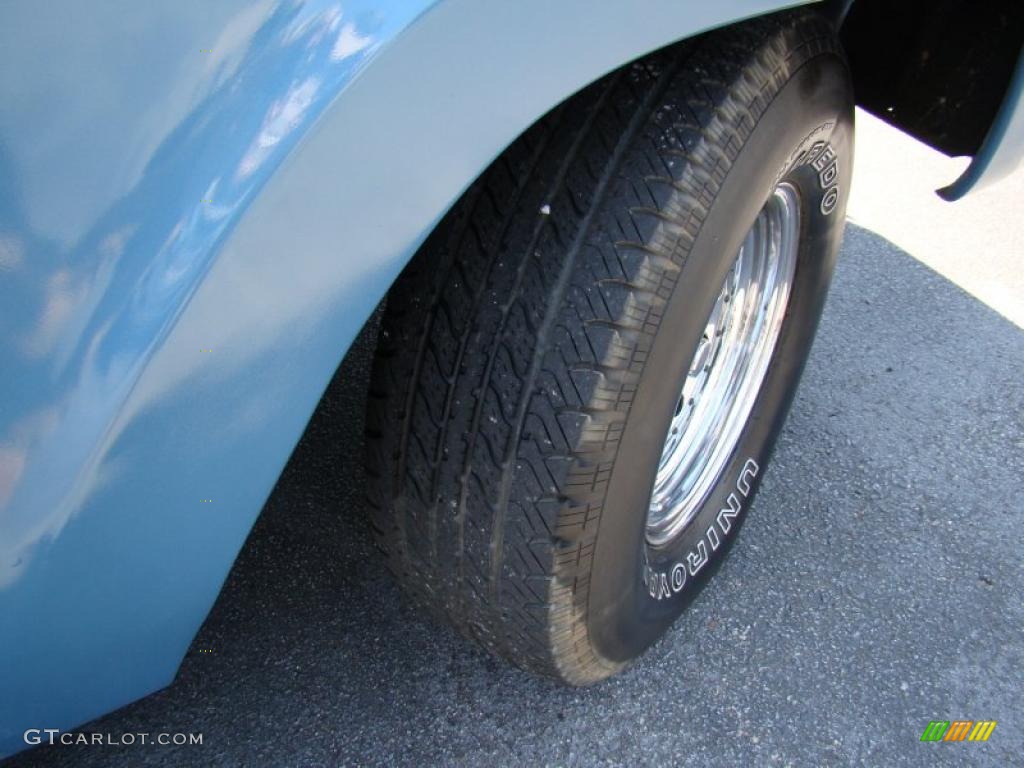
[0, 0, 824, 755]
[940, 48, 1024, 200]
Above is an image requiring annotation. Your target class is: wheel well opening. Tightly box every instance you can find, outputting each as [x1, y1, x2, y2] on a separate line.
[840, 0, 1023, 157]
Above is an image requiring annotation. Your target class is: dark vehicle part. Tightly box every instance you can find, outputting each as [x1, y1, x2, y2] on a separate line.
[841, 0, 1022, 157]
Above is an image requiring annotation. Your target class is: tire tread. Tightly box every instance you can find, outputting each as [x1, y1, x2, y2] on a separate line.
[365, 10, 841, 683]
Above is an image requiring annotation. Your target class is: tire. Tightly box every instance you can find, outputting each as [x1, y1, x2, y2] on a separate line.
[365, 9, 853, 684]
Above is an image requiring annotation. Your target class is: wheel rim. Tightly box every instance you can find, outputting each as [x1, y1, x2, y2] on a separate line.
[645, 183, 800, 547]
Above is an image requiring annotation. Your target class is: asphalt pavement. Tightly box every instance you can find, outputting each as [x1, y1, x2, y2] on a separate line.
[8, 112, 1023, 767]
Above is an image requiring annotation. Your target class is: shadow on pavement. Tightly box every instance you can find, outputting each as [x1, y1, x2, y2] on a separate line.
[12, 224, 1023, 767]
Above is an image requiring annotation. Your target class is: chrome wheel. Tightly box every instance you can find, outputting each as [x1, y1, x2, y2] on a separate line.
[646, 183, 801, 547]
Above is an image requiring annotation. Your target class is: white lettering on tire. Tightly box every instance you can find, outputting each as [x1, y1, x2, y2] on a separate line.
[644, 458, 760, 599]
[807, 140, 840, 216]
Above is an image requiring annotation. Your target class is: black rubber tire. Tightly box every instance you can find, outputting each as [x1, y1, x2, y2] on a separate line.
[365, 9, 853, 684]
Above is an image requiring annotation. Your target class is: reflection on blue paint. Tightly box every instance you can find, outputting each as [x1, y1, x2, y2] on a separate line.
[0, 0, 427, 754]
[0, 0, 402, 585]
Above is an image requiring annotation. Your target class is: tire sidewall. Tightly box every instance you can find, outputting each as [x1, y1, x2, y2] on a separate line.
[587, 53, 855, 663]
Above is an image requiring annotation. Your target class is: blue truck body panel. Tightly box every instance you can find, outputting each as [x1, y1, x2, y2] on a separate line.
[0, 0, 835, 754]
